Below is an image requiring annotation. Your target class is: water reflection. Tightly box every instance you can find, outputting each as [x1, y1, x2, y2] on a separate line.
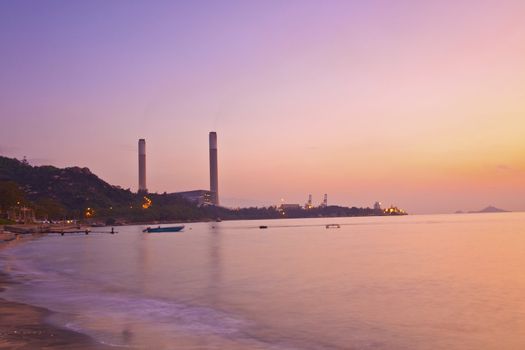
[137, 230, 151, 293]
[206, 222, 223, 305]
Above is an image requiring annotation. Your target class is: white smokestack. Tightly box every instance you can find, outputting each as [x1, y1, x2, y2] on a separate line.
[209, 132, 219, 205]
[138, 139, 147, 193]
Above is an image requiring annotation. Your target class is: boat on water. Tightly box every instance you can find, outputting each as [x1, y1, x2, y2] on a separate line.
[143, 225, 185, 233]
[325, 224, 341, 229]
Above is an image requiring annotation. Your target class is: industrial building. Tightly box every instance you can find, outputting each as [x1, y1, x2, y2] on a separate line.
[136, 132, 220, 206]
[175, 190, 213, 206]
[279, 204, 302, 210]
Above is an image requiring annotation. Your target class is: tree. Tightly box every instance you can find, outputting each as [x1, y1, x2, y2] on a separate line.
[0, 181, 26, 212]
[34, 198, 66, 220]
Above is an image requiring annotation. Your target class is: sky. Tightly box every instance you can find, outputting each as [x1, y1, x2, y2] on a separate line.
[0, 0, 524, 214]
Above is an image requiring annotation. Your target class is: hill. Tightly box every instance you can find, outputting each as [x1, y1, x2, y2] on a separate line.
[469, 206, 509, 214]
[0, 156, 201, 222]
[0, 156, 406, 223]
[0, 156, 133, 209]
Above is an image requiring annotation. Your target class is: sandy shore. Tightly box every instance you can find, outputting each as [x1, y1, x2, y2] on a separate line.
[0, 241, 110, 349]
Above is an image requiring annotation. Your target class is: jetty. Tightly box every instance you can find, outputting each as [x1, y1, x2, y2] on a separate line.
[1, 224, 119, 235]
[4, 224, 88, 234]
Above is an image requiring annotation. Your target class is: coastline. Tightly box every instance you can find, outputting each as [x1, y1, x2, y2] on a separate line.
[0, 241, 109, 349]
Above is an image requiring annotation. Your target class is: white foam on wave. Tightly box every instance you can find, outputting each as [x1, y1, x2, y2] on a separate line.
[79, 293, 246, 335]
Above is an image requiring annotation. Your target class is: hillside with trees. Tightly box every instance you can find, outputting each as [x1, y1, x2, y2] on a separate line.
[0, 156, 405, 224]
[0, 156, 201, 222]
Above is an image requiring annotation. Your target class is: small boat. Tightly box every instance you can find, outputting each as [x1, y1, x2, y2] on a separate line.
[143, 225, 185, 233]
[259, 225, 268, 229]
[325, 224, 340, 229]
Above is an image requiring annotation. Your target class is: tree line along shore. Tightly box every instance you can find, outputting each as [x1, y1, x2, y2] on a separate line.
[0, 155, 406, 229]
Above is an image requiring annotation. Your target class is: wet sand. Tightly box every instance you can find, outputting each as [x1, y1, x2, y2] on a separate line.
[0, 242, 109, 349]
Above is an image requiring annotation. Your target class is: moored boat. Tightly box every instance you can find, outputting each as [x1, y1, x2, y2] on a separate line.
[325, 224, 341, 229]
[143, 225, 185, 233]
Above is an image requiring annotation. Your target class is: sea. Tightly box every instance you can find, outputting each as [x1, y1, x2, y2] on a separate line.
[1, 213, 525, 349]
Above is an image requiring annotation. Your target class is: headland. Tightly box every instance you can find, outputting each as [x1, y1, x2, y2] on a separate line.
[0, 155, 407, 227]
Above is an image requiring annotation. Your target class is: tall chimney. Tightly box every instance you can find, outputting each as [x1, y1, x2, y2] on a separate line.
[138, 139, 147, 193]
[209, 132, 219, 205]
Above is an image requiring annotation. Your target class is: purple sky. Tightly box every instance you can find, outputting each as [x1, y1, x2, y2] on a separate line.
[1, 1, 524, 213]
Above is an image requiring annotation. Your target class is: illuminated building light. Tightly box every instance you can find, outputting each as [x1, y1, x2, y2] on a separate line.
[84, 207, 95, 218]
[142, 196, 152, 209]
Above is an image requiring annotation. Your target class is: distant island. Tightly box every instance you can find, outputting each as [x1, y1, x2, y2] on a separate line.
[0, 156, 407, 225]
[470, 206, 509, 213]
[456, 206, 510, 214]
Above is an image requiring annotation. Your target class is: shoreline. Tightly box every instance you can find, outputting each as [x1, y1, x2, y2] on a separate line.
[105, 213, 409, 227]
[0, 242, 110, 349]
[0, 212, 410, 236]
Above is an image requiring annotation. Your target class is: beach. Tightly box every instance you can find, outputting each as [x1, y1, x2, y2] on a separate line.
[0, 239, 108, 350]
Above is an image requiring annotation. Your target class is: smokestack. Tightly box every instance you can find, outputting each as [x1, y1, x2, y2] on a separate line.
[138, 139, 147, 193]
[209, 132, 219, 205]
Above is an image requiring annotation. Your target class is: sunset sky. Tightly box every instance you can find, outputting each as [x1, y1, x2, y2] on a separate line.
[1, 1, 524, 213]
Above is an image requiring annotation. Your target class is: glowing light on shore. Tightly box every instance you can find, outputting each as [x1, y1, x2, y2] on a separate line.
[84, 207, 95, 218]
[142, 196, 152, 209]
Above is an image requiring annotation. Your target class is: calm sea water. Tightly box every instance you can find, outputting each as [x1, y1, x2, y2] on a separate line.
[1, 213, 525, 349]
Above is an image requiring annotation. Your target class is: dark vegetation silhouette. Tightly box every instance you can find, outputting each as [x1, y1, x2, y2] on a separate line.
[0, 156, 402, 223]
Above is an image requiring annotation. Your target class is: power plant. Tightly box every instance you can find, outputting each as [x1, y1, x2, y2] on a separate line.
[133, 136, 401, 213]
[209, 131, 219, 205]
[305, 194, 313, 209]
[138, 139, 147, 193]
[321, 194, 328, 208]
[137, 133, 219, 206]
